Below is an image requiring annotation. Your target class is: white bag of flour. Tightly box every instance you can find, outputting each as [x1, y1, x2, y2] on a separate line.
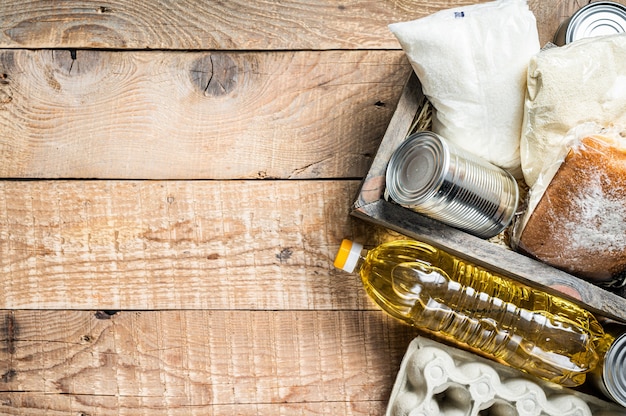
[389, 0, 539, 177]
[521, 34, 626, 187]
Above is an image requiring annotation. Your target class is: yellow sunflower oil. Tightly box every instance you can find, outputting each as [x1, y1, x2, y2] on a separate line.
[334, 239, 613, 387]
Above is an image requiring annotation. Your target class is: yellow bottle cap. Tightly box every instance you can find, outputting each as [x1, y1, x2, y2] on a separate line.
[334, 239, 363, 273]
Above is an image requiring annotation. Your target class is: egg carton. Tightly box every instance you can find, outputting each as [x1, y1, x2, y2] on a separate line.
[387, 336, 626, 416]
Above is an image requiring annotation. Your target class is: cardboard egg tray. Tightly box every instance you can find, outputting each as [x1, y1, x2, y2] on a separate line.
[388, 337, 626, 416]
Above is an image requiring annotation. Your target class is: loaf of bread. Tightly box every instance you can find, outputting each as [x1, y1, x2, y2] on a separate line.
[517, 136, 626, 286]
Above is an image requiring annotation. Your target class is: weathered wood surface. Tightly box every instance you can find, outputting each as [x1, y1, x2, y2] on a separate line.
[0, 0, 607, 50]
[0, 49, 409, 179]
[0, 0, 621, 414]
[0, 0, 430, 50]
[0, 180, 381, 310]
[0, 1, 611, 179]
[0, 310, 417, 415]
[356, 73, 423, 208]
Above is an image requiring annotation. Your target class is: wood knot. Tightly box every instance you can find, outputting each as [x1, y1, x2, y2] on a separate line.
[95, 310, 120, 320]
[0, 90, 12, 105]
[276, 248, 293, 263]
[50, 50, 102, 76]
[0, 369, 16, 383]
[190, 54, 237, 96]
[3, 312, 17, 355]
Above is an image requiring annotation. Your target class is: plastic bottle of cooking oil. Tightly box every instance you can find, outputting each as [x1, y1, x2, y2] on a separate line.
[334, 239, 614, 387]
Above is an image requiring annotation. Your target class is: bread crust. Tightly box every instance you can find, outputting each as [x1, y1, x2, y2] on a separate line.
[518, 137, 626, 285]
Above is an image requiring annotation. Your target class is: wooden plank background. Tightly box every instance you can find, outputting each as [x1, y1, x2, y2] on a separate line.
[0, 0, 621, 414]
[0, 50, 407, 179]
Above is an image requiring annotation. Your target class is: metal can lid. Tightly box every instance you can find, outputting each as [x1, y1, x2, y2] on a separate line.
[385, 132, 448, 207]
[566, 1, 626, 44]
[602, 332, 626, 406]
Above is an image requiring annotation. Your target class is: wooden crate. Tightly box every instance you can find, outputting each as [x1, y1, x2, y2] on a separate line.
[351, 72, 626, 323]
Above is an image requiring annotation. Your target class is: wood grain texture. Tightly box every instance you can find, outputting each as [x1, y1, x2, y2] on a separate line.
[0, 0, 610, 50]
[0, 1, 619, 414]
[0, 0, 483, 50]
[0, 180, 389, 310]
[356, 73, 423, 208]
[0, 49, 409, 179]
[0, 310, 418, 415]
[0, 398, 387, 416]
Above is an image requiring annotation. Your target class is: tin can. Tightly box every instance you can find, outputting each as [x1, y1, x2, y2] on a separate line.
[554, 1, 626, 46]
[593, 332, 626, 407]
[385, 132, 518, 239]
